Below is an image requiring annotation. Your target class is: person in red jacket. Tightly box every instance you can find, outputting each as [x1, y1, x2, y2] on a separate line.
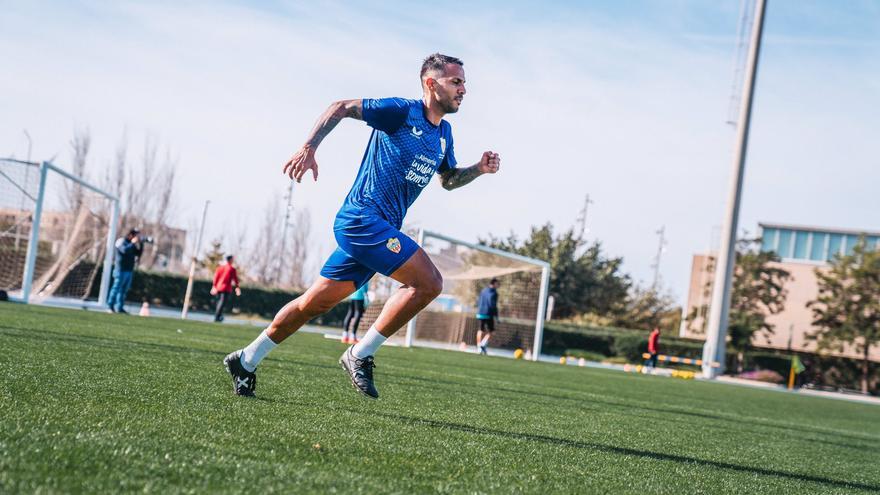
[645, 327, 661, 368]
[211, 255, 241, 322]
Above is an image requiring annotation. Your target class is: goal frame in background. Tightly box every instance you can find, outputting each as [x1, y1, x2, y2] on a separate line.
[4, 159, 120, 307]
[404, 229, 551, 361]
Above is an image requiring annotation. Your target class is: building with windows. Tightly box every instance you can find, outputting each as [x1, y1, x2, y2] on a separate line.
[682, 222, 880, 362]
[760, 223, 880, 264]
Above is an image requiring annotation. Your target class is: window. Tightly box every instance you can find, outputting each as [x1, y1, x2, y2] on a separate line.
[845, 235, 860, 255]
[761, 228, 778, 253]
[827, 234, 844, 261]
[777, 229, 793, 258]
[794, 231, 809, 259]
[810, 232, 827, 261]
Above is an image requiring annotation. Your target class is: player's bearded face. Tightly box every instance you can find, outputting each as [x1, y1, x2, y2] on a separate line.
[431, 65, 466, 113]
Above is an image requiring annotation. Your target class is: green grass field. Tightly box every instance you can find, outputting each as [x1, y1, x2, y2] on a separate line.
[2, 304, 879, 494]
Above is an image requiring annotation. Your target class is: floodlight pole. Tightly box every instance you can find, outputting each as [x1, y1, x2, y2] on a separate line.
[702, 0, 767, 378]
[275, 180, 295, 284]
[181, 200, 210, 319]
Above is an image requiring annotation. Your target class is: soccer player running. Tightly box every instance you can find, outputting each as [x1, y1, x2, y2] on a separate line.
[224, 53, 500, 399]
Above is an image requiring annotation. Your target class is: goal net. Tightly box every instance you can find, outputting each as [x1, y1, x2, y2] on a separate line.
[355, 230, 550, 360]
[0, 159, 118, 307]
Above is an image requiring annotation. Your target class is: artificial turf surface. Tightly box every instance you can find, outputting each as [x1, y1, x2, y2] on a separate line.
[1, 303, 879, 494]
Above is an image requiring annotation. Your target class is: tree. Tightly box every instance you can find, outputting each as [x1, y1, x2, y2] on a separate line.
[99, 131, 180, 270]
[64, 127, 90, 213]
[200, 239, 225, 273]
[247, 193, 283, 286]
[808, 238, 880, 394]
[286, 208, 312, 290]
[614, 285, 679, 331]
[482, 223, 631, 319]
[689, 238, 790, 372]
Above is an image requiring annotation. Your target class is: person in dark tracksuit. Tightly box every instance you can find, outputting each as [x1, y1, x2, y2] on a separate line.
[107, 228, 143, 314]
[475, 278, 500, 355]
[341, 284, 369, 344]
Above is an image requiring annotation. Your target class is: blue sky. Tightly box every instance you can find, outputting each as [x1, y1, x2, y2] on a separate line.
[2, 0, 878, 304]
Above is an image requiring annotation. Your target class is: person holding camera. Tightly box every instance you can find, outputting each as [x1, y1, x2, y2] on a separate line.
[211, 255, 241, 322]
[107, 228, 144, 314]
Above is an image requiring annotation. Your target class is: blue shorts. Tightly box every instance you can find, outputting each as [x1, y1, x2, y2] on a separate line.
[320, 216, 419, 289]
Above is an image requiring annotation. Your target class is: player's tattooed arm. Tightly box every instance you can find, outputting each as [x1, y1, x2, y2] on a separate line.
[439, 151, 500, 190]
[439, 165, 483, 190]
[305, 99, 363, 148]
[284, 100, 363, 182]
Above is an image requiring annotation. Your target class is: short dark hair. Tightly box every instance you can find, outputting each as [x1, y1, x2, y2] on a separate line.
[490, 278, 499, 285]
[127, 228, 140, 237]
[420, 53, 463, 80]
[226, 255, 234, 262]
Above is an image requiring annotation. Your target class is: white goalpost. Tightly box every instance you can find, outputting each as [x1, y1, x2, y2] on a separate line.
[0, 159, 119, 308]
[399, 229, 551, 361]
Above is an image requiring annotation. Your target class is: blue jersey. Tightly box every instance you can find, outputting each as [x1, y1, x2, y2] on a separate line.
[476, 286, 498, 319]
[335, 98, 457, 230]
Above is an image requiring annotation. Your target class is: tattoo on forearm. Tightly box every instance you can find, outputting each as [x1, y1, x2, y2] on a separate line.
[441, 165, 483, 190]
[305, 101, 362, 148]
[305, 105, 345, 147]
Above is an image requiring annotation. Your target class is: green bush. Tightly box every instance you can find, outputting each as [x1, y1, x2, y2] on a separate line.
[611, 333, 644, 362]
[542, 320, 878, 394]
[88, 267, 350, 326]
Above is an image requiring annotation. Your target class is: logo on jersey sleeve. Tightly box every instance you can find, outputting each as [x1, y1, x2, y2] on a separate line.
[440, 137, 446, 154]
[386, 238, 402, 254]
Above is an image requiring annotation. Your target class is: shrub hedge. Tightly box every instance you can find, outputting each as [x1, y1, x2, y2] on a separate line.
[543, 322, 878, 395]
[88, 268, 349, 326]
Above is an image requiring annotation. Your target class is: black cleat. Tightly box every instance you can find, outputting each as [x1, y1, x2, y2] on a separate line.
[223, 350, 256, 397]
[339, 346, 378, 399]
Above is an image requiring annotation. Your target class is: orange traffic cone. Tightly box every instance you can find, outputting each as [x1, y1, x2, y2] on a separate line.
[139, 301, 150, 317]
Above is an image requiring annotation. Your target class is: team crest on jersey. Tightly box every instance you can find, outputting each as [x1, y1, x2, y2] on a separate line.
[439, 137, 446, 154]
[386, 237, 402, 254]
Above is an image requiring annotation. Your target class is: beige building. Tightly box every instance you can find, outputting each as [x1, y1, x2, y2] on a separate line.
[682, 222, 880, 362]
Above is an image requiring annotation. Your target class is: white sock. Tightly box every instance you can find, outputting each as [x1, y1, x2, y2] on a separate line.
[351, 326, 386, 358]
[342, 331, 350, 340]
[480, 335, 490, 347]
[240, 329, 277, 372]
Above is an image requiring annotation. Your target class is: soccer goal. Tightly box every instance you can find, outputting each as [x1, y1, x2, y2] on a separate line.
[400, 229, 551, 360]
[0, 159, 119, 308]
